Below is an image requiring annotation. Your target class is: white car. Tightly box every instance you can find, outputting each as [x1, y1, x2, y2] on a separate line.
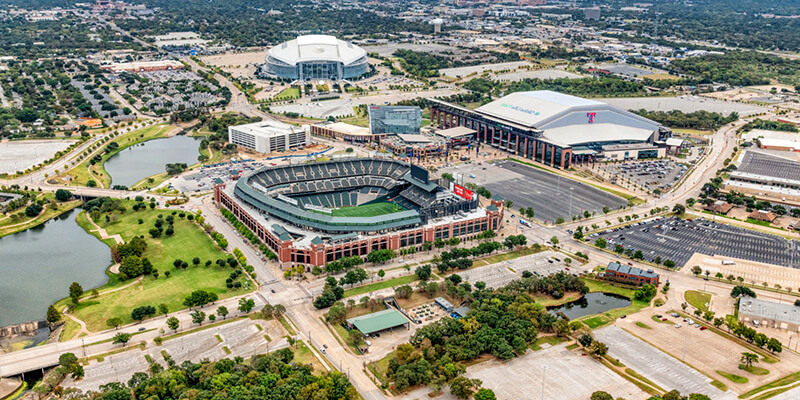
[675, 324, 682, 328]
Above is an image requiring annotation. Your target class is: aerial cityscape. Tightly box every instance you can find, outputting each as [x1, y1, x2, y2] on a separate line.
[2, 0, 800, 399]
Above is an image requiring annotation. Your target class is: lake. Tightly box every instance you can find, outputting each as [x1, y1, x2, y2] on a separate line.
[548, 292, 632, 320]
[0, 209, 111, 327]
[105, 135, 200, 188]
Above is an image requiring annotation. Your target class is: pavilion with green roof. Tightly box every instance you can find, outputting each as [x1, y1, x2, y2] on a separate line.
[346, 309, 410, 335]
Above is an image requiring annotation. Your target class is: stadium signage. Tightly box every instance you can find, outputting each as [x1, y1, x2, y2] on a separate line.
[587, 112, 597, 123]
[500, 103, 540, 116]
[453, 184, 473, 200]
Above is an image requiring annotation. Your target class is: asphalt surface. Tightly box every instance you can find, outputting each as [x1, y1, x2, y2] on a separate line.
[593, 216, 800, 268]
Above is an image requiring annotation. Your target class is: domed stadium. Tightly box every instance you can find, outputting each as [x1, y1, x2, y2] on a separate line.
[263, 35, 369, 81]
[233, 158, 475, 234]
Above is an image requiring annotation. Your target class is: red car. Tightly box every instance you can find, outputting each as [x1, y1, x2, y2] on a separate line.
[700, 326, 707, 331]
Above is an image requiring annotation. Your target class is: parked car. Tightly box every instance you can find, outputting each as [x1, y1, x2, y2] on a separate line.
[675, 324, 682, 328]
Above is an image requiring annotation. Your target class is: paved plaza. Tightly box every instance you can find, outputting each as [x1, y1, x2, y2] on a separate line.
[442, 160, 628, 223]
[594, 325, 736, 400]
[593, 216, 800, 267]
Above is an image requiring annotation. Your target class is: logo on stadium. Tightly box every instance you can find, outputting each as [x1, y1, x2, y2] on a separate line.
[587, 112, 597, 123]
[500, 103, 540, 116]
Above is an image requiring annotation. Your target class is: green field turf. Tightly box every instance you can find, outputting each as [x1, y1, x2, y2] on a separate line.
[329, 201, 405, 217]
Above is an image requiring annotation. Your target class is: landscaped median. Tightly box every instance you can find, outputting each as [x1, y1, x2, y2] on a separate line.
[53, 198, 254, 333]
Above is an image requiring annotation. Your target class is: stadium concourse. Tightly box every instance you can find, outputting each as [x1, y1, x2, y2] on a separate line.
[214, 158, 504, 267]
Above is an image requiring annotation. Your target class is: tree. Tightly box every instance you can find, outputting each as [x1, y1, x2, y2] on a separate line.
[273, 304, 286, 318]
[474, 388, 497, 400]
[112, 332, 132, 347]
[634, 284, 657, 302]
[106, 317, 123, 330]
[590, 392, 614, 400]
[166, 316, 179, 332]
[740, 352, 759, 368]
[395, 285, 413, 299]
[664, 259, 676, 269]
[191, 310, 206, 325]
[59, 352, 84, 379]
[55, 189, 72, 201]
[158, 303, 169, 316]
[449, 376, 482, 399]
[767, 338, 783, 354]
[25, 203, 42, 217]
[217, 306, 229, 320]
[378, 269, 386, 279]
[754, 333, 768, 348]
[595, 238, 607, 248]
[238, 298, 255, 313]
[349, 329, 363, 347]
[579, 333, 594, 347]
[731, 285, 756, 298]
[69, 282, 83, 304]
[673, 204, 686, 215]
[415, 264, 432, 280]
[550, 236, 559, 246]
[46, 305, 61, 324]
[590, 341, 608, 357]
[131, 305, 156, 322]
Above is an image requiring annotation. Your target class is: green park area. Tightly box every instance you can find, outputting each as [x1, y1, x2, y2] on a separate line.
[64, 123, 177, 188]
[274, 86, 300, 101]
[684, 290, 711, 311]
[577, 278, 651, 328]
[55, 200, 252, 332]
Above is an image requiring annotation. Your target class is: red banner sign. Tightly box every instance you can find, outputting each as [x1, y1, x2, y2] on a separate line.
[453, 184, 473, 200]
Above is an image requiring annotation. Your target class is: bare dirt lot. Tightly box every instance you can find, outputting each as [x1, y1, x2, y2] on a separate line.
[610, 312, 800, 395]
[200, 51, 265, 79]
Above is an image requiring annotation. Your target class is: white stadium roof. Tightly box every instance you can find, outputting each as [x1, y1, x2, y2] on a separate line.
[476, 91, 603, 128]
[268, 35, 366, 66]
[542, 123, 655, 147]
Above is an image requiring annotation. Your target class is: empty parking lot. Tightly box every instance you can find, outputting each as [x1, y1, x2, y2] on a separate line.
[594, 216, 799, 268]
[461, 251, 570, 289]
[442, 160, 628, 223]
[595, 325, 736, 400]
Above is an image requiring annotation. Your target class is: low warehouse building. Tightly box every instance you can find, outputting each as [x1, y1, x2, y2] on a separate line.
[346, 309, 410, 335]
[604, 262, 659, 286]
[739, 297, 800, 331]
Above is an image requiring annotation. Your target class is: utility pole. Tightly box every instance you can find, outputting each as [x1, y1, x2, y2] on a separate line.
[540, 365, 548, 400]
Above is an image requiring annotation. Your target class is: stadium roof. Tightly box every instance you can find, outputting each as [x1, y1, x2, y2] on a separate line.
[346, 309, 409, 334]
[476, 91, 603, 128]
[542, 123, 655, 147]
[268, 35, 366, 66]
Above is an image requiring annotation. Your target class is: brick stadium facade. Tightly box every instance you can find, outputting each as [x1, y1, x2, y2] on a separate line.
[214, 183, 505, 266]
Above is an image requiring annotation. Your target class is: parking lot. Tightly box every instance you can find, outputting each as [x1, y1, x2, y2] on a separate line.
[171, 160, 262, 192]
[593, 216, 800, 268]
[461, 251, 571, 289]
[595, 325, 736, 399]
[441, 160, 628, 223]
[462, 343, 648, 400]
[600, 160, 687, 193]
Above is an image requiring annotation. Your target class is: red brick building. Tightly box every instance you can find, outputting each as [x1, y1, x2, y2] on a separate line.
[604, 262, 660, 286]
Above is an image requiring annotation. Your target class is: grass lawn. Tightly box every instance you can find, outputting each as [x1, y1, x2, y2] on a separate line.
[651, 315, 672, 324]
[684, 290, 711, 312]
[343, 275, 418, 298]
[367, 351, 394, 388]
[710, 380, 728, 392]
[635, 321, 652, 329]
[739, 364, 770, 376]
[673, 128, 713, 135]
[741, 372, 800, 399]
[60, 318, 82, 341]
[61, 206, 251, 332]
[274, 86, 300, 101]
[746, 218, 773, 227]
[716, 370, 748, 384]
[0, 199, 82, 237]
[582, 315, 612, 329]
[311, 201, 405, 218]
[292, 340, 331, 374]
[472, 245, 546, 267]
[531, 335, 567, 350]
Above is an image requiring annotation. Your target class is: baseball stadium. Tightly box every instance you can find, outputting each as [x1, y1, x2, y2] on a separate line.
[215, 158, 504, 266]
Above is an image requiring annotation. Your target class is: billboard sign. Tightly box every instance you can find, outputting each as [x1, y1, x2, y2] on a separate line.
[453, 183, 473, 200]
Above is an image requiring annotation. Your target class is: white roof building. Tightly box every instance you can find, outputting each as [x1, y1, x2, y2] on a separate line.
[228, 120, 309, 154]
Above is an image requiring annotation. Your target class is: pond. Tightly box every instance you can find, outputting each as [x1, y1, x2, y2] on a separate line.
[105, 135, 200, 188]
[547, 292, 632, 320]
[0, 209, 111, 328]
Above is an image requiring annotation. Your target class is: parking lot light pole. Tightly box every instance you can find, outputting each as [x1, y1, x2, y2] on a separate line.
[540, 365, 547, 400]
[569, 188, 574, 218]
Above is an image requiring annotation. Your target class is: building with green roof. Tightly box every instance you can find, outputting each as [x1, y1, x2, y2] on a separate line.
[346, 309, 409, 335]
